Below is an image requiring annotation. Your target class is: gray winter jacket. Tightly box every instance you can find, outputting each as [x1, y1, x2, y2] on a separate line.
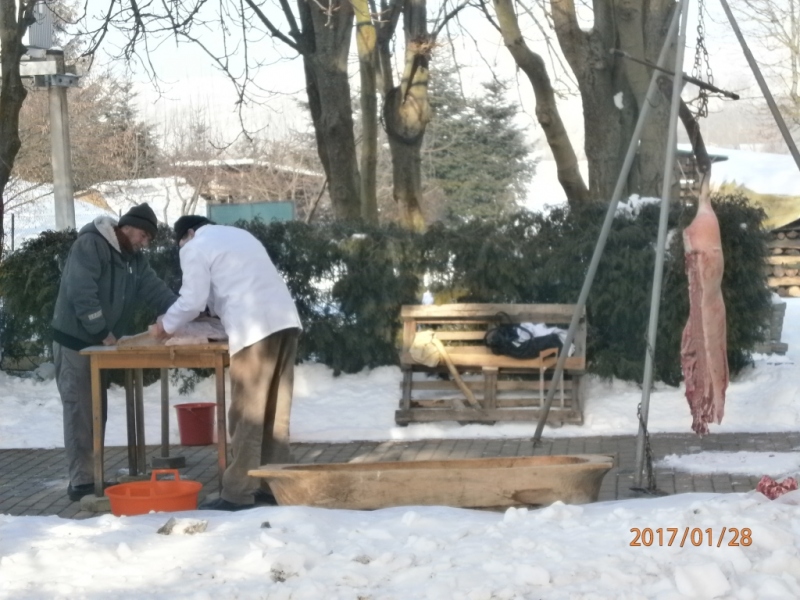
[52, 216, 177, 350]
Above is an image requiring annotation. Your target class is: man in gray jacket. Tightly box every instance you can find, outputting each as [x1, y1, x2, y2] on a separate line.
[52, 203, 177, 501]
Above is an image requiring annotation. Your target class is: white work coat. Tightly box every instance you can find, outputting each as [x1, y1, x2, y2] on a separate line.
[161, 224, 301, 355]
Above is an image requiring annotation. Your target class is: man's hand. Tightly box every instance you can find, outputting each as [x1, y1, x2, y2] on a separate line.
[102, 333, 117, 346]
[150, 316, 173, 342]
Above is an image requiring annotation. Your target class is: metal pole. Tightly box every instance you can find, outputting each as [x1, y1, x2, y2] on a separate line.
[718, 0, 800, 171]
[49, 51, 76, 231]
[634, 0, 692, 488]
[532, 4, 683, 443]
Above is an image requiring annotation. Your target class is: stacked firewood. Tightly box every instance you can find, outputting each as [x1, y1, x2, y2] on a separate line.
[767, 228, 800, 297]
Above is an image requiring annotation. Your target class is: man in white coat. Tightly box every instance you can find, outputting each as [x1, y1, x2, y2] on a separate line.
[153, 216, 302, 510]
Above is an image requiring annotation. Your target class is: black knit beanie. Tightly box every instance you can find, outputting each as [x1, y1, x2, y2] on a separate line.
[174, 215, 212, 243]
[118, 203, 158, 239]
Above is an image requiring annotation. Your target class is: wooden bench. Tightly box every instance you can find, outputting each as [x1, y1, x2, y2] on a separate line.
[397, 303, 587, 426]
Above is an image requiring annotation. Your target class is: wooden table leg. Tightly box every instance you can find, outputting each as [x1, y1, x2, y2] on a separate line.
[134, 369, 146, 473]
[91, 357, 104, 497]
[160, 368, 169, 457]
[152, 369, 186, 469]
[215, 353, 227, 490]
[124, 369, 137, 476]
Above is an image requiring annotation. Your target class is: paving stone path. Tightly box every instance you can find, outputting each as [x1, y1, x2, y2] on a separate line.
[3, 431, 796, 519]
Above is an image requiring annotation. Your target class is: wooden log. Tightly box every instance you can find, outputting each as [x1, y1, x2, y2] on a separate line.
[768, 276, 800, 286]
[768, 239, 800, 249]
[777, 232, 787, 240]
[772, 247, 784, 255]
[773, 265, 787, 277]
[787, 269, 799, 277]
[789, 286, 800, 298]
[766, 256, 800, 266]
[789, 249, 800, 256]
[788, 231, 799, 239]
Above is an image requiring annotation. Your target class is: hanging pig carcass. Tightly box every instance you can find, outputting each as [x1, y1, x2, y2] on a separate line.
[681, 176, 729, 435]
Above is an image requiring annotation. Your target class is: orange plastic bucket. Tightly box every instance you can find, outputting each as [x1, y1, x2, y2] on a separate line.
[105, 469, 203, 516]
[175, 402, 216, 445]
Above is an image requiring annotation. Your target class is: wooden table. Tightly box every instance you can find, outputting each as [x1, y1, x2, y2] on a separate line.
[80, 343, 230, 497]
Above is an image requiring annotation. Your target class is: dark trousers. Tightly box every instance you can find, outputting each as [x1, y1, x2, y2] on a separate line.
[53, 342, 108, 487]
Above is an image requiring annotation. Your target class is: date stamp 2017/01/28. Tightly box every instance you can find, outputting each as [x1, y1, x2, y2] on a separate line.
[630, 527, 752, 547]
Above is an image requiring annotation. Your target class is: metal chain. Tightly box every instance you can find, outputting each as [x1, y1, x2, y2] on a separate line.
[691, 0, 713, 118]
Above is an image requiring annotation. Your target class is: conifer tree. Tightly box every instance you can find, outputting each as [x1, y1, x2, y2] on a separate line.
[424, 68, 536, 223]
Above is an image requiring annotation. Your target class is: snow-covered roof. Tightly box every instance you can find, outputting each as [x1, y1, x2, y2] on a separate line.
[174, 159, 324, 178]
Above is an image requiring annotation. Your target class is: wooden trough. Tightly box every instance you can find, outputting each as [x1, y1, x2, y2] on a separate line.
[249, 454, 613, 510]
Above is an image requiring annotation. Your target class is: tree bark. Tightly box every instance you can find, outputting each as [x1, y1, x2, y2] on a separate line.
[552, 0, 623, 203]
[616, 0, 673, 196]
[382, 0, 430, 231]
[353, 0, 379, 224]
[298, 0, 361, 222]
[0, 0, 33, 252]
[551, 0, 674, 202]
[493, 0, 589, 207]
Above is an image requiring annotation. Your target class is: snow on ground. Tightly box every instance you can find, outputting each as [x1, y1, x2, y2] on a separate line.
[3, 491, 800, 598]
[658, 452, 800, 477]
[2, 180, 115, 250]
[2, 177, 206, 252]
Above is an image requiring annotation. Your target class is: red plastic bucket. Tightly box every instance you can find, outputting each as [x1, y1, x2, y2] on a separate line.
[105, 469, 202, 516]
[175, 402, 216, 446]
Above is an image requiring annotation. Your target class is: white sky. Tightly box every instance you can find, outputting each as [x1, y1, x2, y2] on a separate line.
[78, 0, 779, 157]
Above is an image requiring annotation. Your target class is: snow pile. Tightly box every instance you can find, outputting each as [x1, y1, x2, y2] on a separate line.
[2, 493, 800, 598]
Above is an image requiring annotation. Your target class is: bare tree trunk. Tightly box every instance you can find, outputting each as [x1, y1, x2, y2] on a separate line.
[354, 0, 379, 224]
[0, 0, 33, 252]
[551, 0, 673, 202]
[298, 0, 362, 222]
[615, 0, 673, 196]
[552, 0, 622, 203]
[383, 0, 431, 231]
[493, 0, 589, 207]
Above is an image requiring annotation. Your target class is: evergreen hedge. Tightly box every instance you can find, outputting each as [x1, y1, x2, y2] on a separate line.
[0, 193, 771, 385]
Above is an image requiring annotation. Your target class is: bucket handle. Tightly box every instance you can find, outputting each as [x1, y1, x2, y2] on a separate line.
[151, 469, 182, 482]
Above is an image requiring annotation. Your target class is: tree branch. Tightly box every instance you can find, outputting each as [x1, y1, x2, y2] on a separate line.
[242, 0, 300, 52]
